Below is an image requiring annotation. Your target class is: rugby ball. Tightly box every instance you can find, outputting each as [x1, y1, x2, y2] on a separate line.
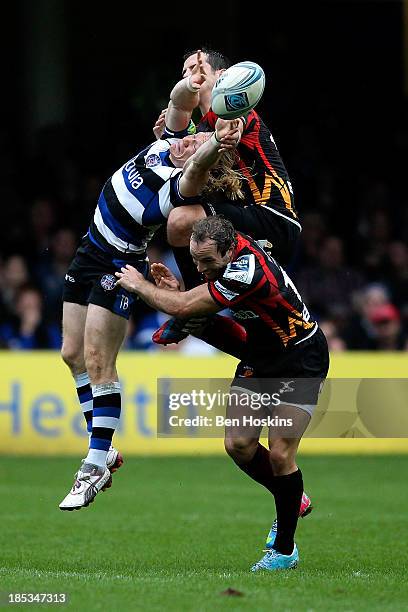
[211, 61, 265, 119]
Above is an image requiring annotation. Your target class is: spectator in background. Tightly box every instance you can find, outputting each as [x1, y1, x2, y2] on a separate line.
[342, 283, 406, 350]
[0, 286, 61, 350]
[1, 254, 30, 316]
[368, 303, 405, 351]
[384, 241, 408, 314]
[295, 236, 364, 320]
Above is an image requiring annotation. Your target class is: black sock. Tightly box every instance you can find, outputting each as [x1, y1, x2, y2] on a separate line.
[232, 443, 276, 494]
[172, 246, 202, 291]
[272, 469, 303, 555]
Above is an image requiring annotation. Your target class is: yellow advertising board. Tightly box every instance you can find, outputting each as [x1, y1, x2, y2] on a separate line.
[0, 351, 407, 455]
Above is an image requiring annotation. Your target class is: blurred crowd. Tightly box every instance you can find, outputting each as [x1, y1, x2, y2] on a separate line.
[1, 114, 407, 353]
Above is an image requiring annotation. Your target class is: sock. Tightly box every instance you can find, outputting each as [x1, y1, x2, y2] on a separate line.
[172, 246, 202, 290]
[193, 315, 247, 359]
[272, 469, 303, 555]
[74, 372, 93, 435]
[85, 381, 121, 468]
[232, 443, 276, 494]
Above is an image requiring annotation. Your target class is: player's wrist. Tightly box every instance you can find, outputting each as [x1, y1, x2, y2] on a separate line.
[212, 132, 222, 145]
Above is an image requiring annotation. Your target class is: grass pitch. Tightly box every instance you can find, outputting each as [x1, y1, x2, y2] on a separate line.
[1, 455, 407, 611]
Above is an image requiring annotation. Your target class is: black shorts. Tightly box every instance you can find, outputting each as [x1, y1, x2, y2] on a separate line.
[232, 328, 330, 415]
[63, 236, 148, 319]
[203, 201, 301, 264]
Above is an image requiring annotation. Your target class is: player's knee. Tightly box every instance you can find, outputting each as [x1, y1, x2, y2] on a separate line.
[167, 208, 193, 246]
[84, 346, 115, 383]
[167, 207, 204, 247]
[224, 436, 255, 461]
[268, 445, 291, 472]
[61, 342, 83, 373]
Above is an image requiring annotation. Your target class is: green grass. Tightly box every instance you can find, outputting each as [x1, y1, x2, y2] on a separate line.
[0, 455, 407, 611]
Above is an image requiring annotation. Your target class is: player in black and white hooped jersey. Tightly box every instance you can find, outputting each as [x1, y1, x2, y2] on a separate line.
[88, 135, 198, 257]
[58, 70, 241, 511]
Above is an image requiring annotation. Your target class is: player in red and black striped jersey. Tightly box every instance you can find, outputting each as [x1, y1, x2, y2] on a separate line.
[115, 216, 329, 571]
[207, 228, 315, 363]
[196, 107, 300, 263]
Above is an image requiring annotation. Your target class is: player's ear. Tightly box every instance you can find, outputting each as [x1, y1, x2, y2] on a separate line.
[226, 247, 234, 260]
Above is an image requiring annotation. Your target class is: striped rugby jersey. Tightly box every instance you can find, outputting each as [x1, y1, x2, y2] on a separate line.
[88, 136, 199, 256]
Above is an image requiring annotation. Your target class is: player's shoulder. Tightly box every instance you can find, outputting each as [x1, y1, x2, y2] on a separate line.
[141, 140, 179, 173]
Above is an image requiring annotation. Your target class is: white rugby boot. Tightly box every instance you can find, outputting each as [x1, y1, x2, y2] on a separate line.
[59, 462, 111, 511]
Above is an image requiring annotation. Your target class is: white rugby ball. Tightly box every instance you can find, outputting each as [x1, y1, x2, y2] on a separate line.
[211, 61, 265, 119]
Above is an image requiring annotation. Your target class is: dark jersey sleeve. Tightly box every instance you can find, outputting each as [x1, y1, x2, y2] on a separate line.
[161, 120, 196, 139]
[208, 253, 267, 307]
[169, 172, 203, 207]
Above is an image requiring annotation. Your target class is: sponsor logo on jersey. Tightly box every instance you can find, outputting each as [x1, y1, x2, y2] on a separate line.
[145, 154, 161, 168]
[223, 254, 255, 284]
[65, 274, 75, 283]
[124, 158, 144, 189]
[214, 281, 239, 301]
[100, 274, 116, 291]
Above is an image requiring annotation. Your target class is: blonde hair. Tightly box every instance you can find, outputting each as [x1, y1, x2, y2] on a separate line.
[203, 150, 246, 201]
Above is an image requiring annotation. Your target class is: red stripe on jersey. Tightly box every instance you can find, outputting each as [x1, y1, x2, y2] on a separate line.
[239, 111, 278, 177]
[234, 234, 280, 293]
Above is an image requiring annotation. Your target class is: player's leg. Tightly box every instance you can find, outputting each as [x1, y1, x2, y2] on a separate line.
[61, 240, 99, 440]
[59, 247, 143, 511]
[83, 303, 127, 469]
[250, 407, 310, 572]
[224, 387, 273, 492]
[59, 304, 127, 511]
[61, 302, 93, 437]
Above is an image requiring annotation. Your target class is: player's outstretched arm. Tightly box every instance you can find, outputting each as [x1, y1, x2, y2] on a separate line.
[164, 50, 207, 133]
[115, 265, 220, 317]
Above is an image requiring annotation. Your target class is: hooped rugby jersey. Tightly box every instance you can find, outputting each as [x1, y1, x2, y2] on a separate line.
[208, 232, 316, 360]
[88, 134, 200, 257]
[197, 110, 300, 229]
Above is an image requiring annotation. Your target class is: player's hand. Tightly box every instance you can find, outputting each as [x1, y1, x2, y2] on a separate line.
[151, 263, 180, 291]
[214, 118, 241, 149]
[153, 108, 167, 140]
[115, 265, 145, 292]
[187, 49, 208, 92]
